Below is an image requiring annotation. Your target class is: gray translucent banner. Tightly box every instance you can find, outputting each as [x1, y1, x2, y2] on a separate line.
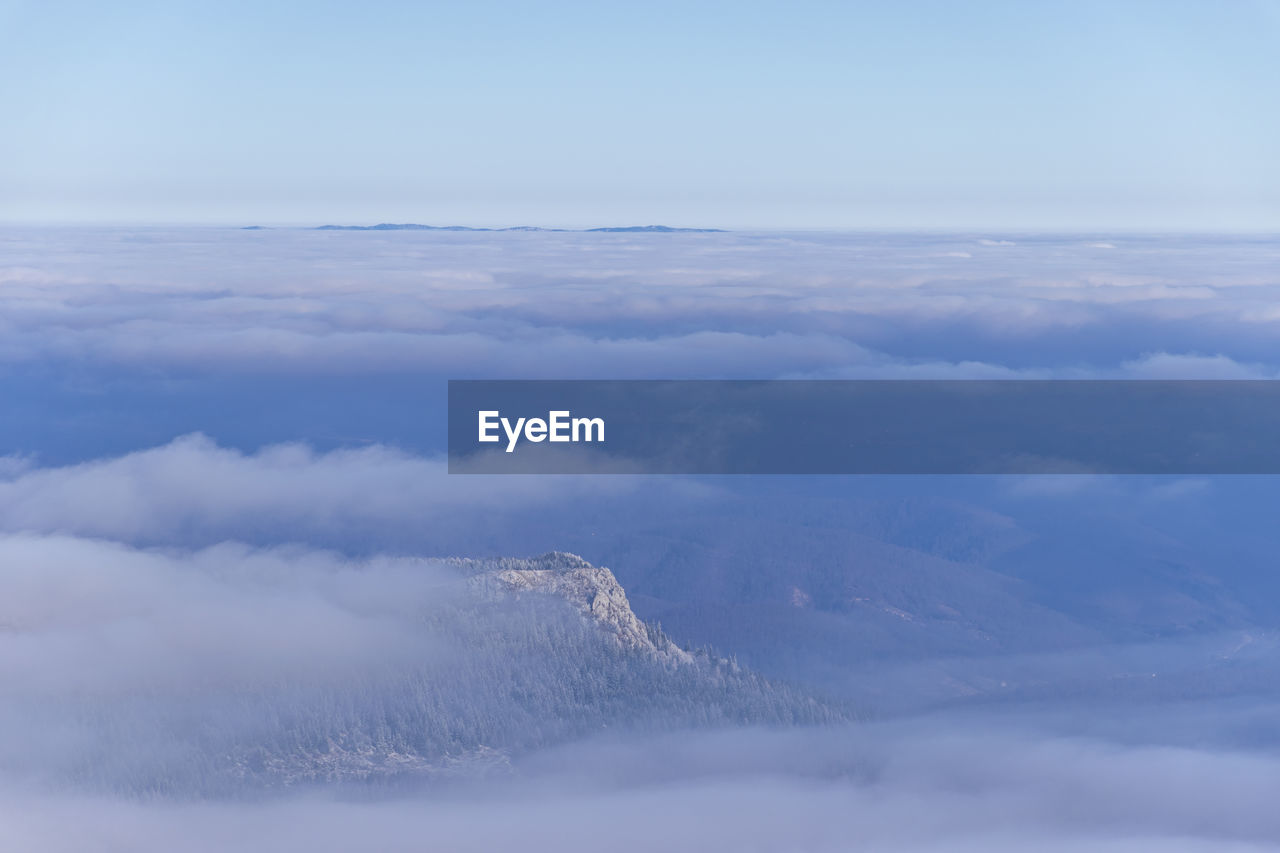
[447, 380, 1280, 474]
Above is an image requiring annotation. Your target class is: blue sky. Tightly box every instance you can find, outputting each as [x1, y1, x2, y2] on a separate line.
[2, 0, 1278, 228]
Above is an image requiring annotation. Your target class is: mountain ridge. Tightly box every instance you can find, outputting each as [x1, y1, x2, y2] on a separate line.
[458, 551, 694, 664]
[240, 223, 726, 232]
[42, 552, 845, 797]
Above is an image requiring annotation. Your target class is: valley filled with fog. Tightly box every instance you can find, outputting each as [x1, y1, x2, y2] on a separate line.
[4, 228, 1280, 850]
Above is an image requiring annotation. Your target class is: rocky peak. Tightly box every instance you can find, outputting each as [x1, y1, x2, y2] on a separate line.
[460, 552, 692, 664]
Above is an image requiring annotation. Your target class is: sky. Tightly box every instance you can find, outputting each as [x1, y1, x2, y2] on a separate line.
[2, 0, 1278, 229]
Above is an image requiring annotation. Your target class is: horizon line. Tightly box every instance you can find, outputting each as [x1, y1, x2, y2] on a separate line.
[2, 220, 1279, 236]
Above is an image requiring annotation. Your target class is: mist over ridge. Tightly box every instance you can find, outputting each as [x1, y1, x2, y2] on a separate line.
[3, 227, 1280, 850]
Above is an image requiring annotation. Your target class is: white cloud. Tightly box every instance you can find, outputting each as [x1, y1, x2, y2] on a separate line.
[0, 434, 686, 544]
[2, 228, 1278, 849]
[0, 534, 466, 697]
[1003, 475, 1115, 498]
[4, 723, 1280, 851]
[1120, 352, 1277, 379]
[2, 229, 1279, 378]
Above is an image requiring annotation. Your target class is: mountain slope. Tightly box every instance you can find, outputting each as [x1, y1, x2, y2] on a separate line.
[308, 223, 724, 232]
[30, 553, 843, 797]
[460, 552, 693, 663]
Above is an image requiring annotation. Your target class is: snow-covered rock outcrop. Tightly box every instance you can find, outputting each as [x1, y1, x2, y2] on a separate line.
[461, 552, 693, 664]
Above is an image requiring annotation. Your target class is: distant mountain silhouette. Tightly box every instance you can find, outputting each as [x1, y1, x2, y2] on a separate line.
[586, 225, 724, 232]
[310, 223, 724, 232]
[316, 223, 527, 231]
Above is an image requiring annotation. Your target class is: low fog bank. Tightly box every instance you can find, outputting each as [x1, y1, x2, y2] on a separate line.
[6, 717, 1280, 852]
[5, 229, 1280, 381]
[5, 229, 1280, 463]
[7, 438, 1280, 720]
[3, 229, 1280, 846]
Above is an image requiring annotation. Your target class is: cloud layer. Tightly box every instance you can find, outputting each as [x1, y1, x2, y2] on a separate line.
[6, 722, 1280, 852]
[4, 228, 1280, 848]
[3, 229, 1279, 379]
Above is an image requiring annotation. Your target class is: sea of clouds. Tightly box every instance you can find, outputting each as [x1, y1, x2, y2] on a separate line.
[2, 228, 1279, 381]
[3, 227, 1280, 850]
[6, 721, 1280, 851]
